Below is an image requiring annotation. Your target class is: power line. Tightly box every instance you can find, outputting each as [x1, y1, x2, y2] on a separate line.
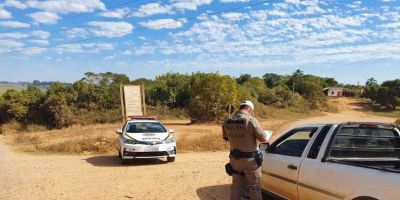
[0, 0, 144, 34]
[0, 0, 279, 55]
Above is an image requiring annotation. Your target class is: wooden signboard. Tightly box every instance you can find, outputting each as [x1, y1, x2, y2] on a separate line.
[120, 84, 146, 122]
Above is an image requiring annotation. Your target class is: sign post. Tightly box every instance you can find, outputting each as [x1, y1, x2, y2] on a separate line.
[120, 84, 146, 122]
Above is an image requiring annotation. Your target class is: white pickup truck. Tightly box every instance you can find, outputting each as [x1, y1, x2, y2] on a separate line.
[260, 122, 400, 200]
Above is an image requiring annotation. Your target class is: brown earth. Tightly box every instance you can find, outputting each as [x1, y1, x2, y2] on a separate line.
[0, 98, 397, 200]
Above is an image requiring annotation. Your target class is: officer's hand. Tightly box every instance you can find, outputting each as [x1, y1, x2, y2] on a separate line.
[258, 137, 267, 143]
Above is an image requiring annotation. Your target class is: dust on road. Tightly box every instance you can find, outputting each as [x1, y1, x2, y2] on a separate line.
[0, 98, 397, 200]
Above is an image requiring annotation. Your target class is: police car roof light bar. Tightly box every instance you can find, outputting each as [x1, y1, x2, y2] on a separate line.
[128, 115, 159, 120]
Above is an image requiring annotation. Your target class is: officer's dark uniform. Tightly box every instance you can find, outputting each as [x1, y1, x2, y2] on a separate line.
[223, 110, 266, 200]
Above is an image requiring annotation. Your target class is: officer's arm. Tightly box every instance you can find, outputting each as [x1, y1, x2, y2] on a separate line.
[222, 123, 229, 141]
[251, 118, 267, 142]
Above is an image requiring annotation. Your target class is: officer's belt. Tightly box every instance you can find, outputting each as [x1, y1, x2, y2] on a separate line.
[230, 149, 257, 159]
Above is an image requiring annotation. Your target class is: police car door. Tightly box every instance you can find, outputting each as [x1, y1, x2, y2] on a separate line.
[261, 127, 319, 200]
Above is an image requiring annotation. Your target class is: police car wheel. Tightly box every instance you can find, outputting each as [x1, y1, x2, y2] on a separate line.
[167, 157, 175, 162]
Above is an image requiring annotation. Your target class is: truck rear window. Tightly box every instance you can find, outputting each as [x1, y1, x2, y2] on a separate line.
[329, 127, 400, 160]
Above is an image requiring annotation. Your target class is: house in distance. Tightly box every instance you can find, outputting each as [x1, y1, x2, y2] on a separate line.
[324, 87, 355, 97]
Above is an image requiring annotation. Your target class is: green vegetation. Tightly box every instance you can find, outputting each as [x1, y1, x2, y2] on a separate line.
[0, 70, 338, 129]
[362, 78, 400, 111]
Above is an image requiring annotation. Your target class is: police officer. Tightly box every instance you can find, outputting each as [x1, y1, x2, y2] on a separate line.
[223, 100, 267, 200]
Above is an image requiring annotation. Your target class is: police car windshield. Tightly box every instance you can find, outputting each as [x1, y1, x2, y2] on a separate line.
[125, 122, 167, 133]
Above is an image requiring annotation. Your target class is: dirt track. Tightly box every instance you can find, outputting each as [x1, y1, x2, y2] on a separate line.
[0, 99, 396, 200]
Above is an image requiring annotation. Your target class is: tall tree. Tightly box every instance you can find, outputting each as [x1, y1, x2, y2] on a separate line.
[365, 77, 378, 87]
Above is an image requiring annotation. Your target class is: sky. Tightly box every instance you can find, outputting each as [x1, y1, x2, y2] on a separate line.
[0, 0, 399, 84]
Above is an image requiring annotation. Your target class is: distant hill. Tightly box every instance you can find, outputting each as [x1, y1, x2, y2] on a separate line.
[0, 83, 26, 95]
[0, 80, 70, 95]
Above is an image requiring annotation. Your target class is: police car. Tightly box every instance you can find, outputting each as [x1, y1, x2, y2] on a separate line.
[115, 117, 176, 164]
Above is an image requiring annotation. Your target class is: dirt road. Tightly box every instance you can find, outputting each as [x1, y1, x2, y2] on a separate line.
[0, 99, 396, 200]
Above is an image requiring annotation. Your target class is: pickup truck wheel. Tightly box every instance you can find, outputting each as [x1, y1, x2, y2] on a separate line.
[353, 197, 378, 200]
[167, 157, 175, 162]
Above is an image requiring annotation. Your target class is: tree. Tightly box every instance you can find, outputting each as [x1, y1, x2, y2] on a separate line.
[155, 73, 191, 108]
[187, 73, 239, 121]
[1, 90, 29, 121]
[236, 74, 252, 85]
[262, 73, 281, 88]
[42, 92, 73, 128]
[24, 85, 45, 124]
[322, 78, 338, 87]
[365, 77, 378, 87]
[32, 80, 41, 86]
[290, 69, 304, 93]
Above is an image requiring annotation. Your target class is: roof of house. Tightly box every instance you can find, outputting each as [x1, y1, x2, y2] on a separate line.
[323, 87, 354, 92]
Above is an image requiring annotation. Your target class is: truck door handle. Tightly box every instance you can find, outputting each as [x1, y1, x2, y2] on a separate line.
[287, 164, 298, 170]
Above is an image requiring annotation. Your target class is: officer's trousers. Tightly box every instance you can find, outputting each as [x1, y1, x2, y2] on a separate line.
[229, 158, 262, 200]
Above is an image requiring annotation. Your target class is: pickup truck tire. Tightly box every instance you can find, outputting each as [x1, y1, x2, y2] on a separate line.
[353, 197, 378, 200]
[167, 157, 175, 162]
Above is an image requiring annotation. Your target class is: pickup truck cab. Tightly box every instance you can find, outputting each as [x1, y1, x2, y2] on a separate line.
[260, 122, 400, 200]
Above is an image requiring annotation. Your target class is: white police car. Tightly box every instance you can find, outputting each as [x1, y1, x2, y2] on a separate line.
[115, 118, 176, 164]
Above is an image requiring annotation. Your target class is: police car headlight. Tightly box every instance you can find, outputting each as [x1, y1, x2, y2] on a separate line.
[164, 137, 176, 144]
[122, 137, 136, 144]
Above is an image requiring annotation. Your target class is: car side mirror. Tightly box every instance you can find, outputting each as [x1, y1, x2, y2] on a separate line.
[169, 129, 175, 133]
[115, 129, 123, 134]
[259, 143, 270, 152]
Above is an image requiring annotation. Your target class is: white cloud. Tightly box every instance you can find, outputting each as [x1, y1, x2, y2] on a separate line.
[171, 0, 212, 11]
[28, 12, 60, 24]
[122, 50, 132, 55]
[0, 32, 28, 39]
[131, 3, 172, 17]
[134, 45, 156, 55]
[0, 20, 30, 28]
[26, 0, 105, 14]
[0, 8, 12, 19]
[30, 31, 50, 39]
[56, 42, 114, 54]
[29, 39, 49, 45]
[0, 39, 24, 47]
[104, 55, 114, 60]
[22, 48, 47, 55]
[64, 27, 89, 39]
[98, 7, 130, 19]
[140, 18, 185, 30]
[88, 21, 133, 37]
[220, 0, 249, 3]
[222, 12, 249, 21]
[0, 31, 49, 39]
[4, 0, 27, 9]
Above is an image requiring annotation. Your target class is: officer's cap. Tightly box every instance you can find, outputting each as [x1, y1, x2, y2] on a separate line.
[240, 100, 254, 110]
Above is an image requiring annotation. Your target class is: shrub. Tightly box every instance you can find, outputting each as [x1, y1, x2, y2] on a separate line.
[187, 73, 239, 122]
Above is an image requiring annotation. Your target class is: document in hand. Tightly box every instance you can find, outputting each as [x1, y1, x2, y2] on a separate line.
[264, 130, 273, 142]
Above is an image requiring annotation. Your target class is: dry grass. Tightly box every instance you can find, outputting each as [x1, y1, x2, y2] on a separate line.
[395, 119, 400, 125]
[3, 105, 321, 154]
[36, 136, 119, 154]
[4, 123, 120, 154]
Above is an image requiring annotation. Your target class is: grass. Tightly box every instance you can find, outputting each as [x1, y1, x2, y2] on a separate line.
[3, 123, 121, 154]
[0, 84, 26, 95]
[2, 104, 321, 155]
[354, 98, 400, 118]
